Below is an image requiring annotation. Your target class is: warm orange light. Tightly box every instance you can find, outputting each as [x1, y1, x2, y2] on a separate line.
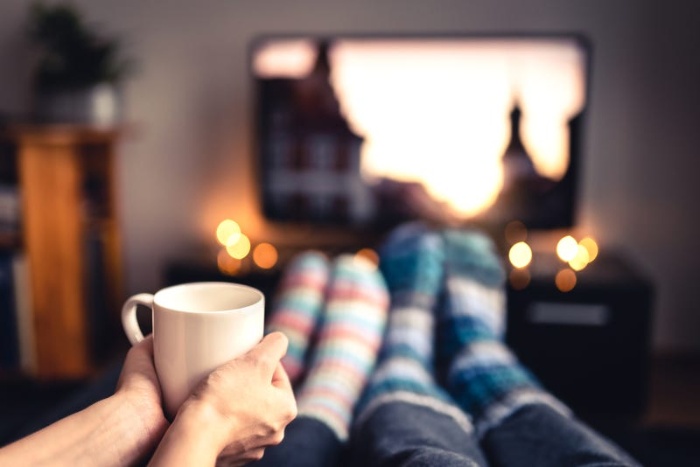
[253, 39, 318, 78]
[579, 237, 599, 262]
[217, 249, 242, 276]
[509, 268, 531, 290]
[505, 220, 528, 245]
[226, 233, 251, 260]
[556, 235, 578, 262]
[355, 248, 379, 266]
[216, 219, 241, 246]
[568, 245, 590, 271]
[509, 241, 532, 269]
[253, 243, 279, 269]
[555, 268, 577, 292]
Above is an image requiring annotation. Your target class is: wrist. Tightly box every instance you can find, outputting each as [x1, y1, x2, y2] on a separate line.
[114, 387, 168, 430]
[0, 394, 169, 467]
[176, 399, 232, 451]
[108, 392, 169, 463]
[149, 400, 227, 466]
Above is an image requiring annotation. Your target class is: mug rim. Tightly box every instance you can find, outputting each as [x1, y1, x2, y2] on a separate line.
[153, 281, 264, 314]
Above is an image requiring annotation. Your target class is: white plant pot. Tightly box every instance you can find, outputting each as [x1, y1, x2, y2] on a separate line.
[34, 84, 122, 126]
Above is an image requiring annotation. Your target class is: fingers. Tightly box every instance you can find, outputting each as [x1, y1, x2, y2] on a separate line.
[131, 334, 155, 358]
[245, 332, 289, 377]
[257, 332, 289, 360]
[216, 448, 266, 466]
[271, 363, 292, 392]
[172, 332, 295, 465]
[120, 335, 154, 375]
[272, 363, 297, 423]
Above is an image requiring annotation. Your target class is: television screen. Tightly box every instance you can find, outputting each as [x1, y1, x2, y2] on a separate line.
[251, 34, 590, 231]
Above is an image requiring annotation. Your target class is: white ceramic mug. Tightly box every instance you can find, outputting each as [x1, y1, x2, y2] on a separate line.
[121, 282, 265, 418]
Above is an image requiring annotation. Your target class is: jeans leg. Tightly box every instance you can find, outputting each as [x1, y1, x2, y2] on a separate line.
[350, 401, 488, 467]
[482, 404, 641, 467]
[251, 416, 343, 467]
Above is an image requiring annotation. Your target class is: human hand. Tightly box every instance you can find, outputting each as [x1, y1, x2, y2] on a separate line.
[0, 337, 170, 467]
[115, 336, 170, 454]
[149, 332, 297, 466]
[117, 335, 163, 411]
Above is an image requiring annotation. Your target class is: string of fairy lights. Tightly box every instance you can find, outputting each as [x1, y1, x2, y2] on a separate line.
[215, 219, 278, 275]
[214, 218, 598, 294]
[505, 220, 599, 292]
[214, 219, 381, 276]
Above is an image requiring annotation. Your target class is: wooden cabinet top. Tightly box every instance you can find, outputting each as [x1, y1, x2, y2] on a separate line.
[1, 125, 122, 145]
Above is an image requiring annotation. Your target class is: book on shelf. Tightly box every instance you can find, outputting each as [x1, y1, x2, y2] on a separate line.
[0, 251, 36, 375]
[13, 253, 36, 374]
[84, 224, 112, 362]
[0, 250, 19, 370]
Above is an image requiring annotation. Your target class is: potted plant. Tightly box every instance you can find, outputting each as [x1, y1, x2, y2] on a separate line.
[28, 2, 133, 125]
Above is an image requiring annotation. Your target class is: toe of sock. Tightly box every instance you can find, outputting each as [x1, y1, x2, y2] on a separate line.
[442, 228, 505, 287]
[379, 222, 445, 299]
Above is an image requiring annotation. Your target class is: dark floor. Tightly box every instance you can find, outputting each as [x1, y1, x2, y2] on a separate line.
[1, 354, 699, 466]
[0, 375, 84, 443]
[0, 359, 123, 445]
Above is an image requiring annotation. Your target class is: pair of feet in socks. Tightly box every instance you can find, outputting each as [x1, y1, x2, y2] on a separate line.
[356, 222, 568, 437]
[268, 222, 566, 442]
[266, 252, 389, 441]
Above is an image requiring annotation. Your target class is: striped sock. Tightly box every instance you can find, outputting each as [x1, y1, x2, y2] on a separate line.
[354, 222, 473, 434]
[438, 228, 570, 436]
[296, 254, 389, 441]
[266, 251, 330, 384]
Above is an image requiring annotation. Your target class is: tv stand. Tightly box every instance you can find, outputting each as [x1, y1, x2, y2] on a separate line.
[506, 252, 654, 420]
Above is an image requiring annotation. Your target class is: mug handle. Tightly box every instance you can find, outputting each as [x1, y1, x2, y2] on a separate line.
[121, 293, 154, 345]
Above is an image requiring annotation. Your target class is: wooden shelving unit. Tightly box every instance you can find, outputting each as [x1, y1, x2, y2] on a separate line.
[1, 125, 124, 379]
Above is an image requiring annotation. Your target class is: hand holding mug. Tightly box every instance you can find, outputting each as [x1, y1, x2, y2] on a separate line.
[121, 282, 265, 418]
[149, 332, 297, 466]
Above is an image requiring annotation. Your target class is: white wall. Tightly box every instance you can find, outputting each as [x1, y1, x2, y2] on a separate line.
[1, 0, 699, 353]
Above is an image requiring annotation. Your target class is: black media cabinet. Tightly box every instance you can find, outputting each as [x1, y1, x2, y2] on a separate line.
[506, 252, 654, 420]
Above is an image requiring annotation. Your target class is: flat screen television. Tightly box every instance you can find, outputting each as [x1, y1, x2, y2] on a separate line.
[251, 34, 590, 232]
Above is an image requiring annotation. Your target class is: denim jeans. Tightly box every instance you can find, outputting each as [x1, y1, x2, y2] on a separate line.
[256, 402, 641, 467]
[253, 417, 343, 467]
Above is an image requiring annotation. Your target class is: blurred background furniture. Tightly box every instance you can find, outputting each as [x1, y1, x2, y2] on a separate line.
[0, 125, 123, 379]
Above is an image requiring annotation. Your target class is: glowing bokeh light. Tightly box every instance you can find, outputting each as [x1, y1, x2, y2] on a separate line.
[253, 243, 279, 269]
[253, 39, 318, 78]
[568, 245, 590, 271]
[226, 233, 251, 260]
[217, 249, 241, 276]
[509, 241, 533, 269]
[505, 220, 528, 245]
[556, 235, 578, 262]
[509, 268, 531, 290]
[555, 268, 577, 292]
[216, 219, 241, 246]
[579, 237, 599, 262]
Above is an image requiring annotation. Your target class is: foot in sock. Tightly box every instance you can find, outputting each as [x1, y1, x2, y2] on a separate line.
[266, 251, 330, 384]
[354, 222, 472, 433]
[438, 228, 569, 435]
[296, 254, 389, 441]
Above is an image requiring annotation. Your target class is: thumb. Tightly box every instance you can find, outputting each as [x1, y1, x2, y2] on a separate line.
[245, 332, 289, 376]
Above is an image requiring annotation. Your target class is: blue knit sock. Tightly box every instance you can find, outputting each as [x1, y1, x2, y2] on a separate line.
[354, 222, 472, 434]
[438, 228, 570, 436]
